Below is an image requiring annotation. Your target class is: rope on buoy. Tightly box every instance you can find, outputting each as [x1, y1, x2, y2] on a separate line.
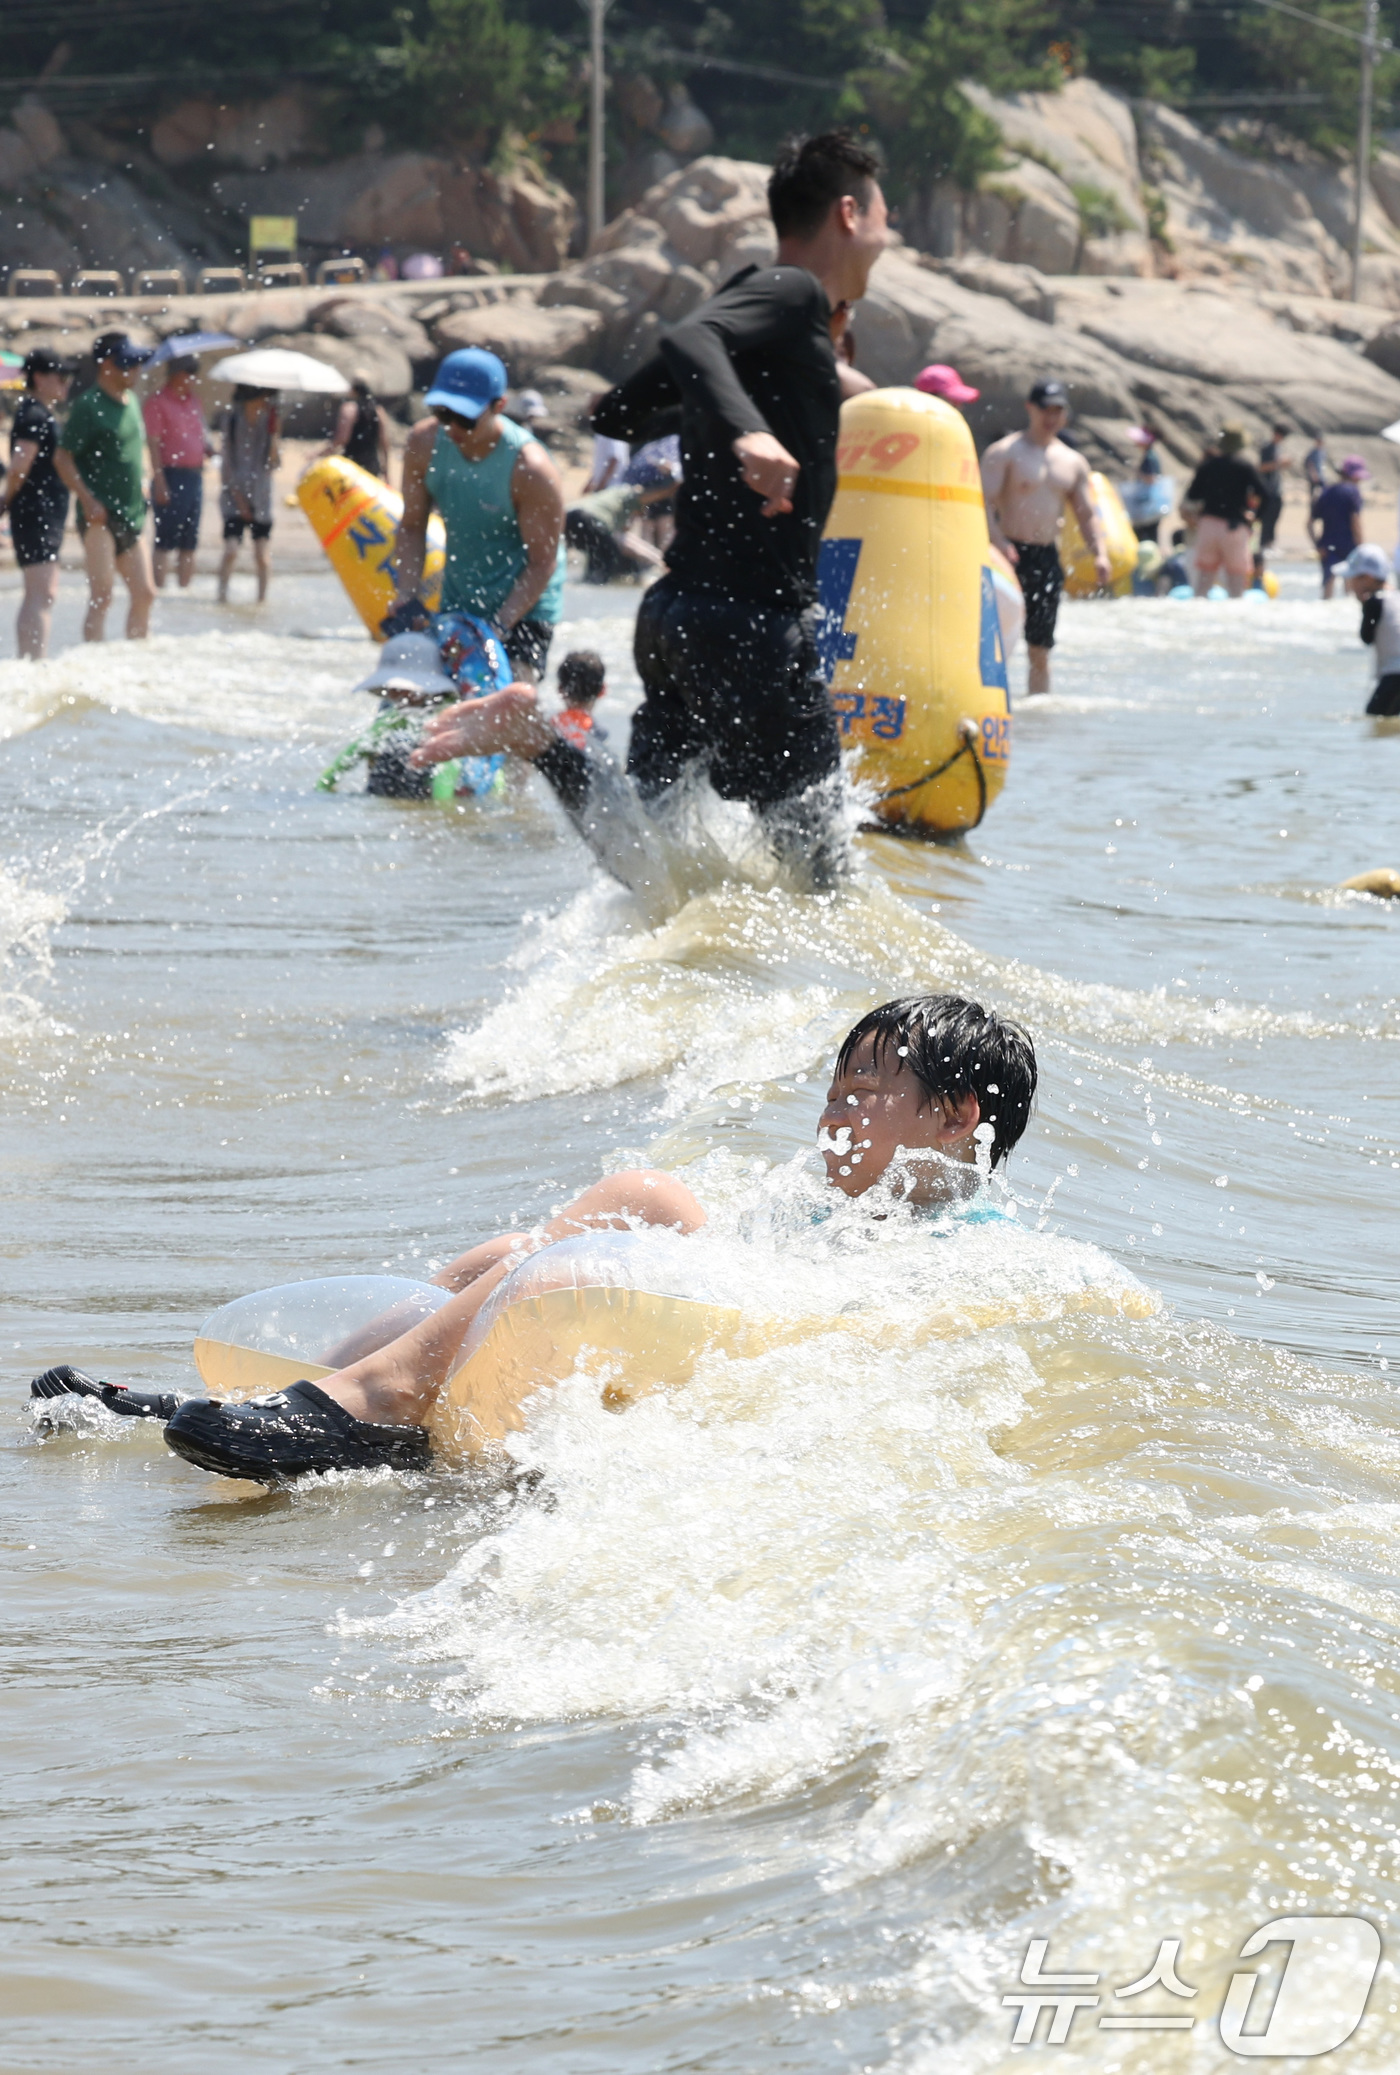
[874, 718, 988, 828]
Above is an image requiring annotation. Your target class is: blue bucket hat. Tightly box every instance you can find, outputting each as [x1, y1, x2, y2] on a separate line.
[424, 347, 507, 420]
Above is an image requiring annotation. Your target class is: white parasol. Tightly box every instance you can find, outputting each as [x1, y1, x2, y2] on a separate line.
[208, 347, 349, 394]
[1381, 419, 1400, 446]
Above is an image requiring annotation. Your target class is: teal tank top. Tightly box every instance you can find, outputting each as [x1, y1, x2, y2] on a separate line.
[425, 417, 565, 625]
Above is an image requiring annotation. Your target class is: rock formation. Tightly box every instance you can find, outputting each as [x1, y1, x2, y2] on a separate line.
[6, 144, 1400, 483]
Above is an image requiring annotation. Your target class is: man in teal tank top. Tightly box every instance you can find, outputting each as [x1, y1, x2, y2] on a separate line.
[389, 349, 566, 680]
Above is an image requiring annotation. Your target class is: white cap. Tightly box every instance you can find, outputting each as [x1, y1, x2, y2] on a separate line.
[353, 632, 457, 697]
[1334, 544, 1390, 581]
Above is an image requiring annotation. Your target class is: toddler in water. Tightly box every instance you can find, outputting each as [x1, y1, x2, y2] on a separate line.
[1338, 543, 1400, 717]
[554, 649, 608, 749]
[35, 996, 1037, 1481]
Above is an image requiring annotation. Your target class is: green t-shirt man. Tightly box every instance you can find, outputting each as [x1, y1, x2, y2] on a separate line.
[59, 383, 148, 544]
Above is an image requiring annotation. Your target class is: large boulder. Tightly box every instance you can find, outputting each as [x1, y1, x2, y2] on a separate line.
[10, 99, 65, 167]
[1053, 277, 1400, 435]
[1362, 319, 1400, 380]
[962, 79, 1147, 235]
[591, 156, 773, 281]
[1137, 105, 1339, 296]
[578, 243, 674, 311]
[0, 160, 198, 280]
[938, 254, 1058, 323]
[310, 295, 434, 365]
[151, 90, 313, 171]
[254, 329, 412, 399]
[649, 157, 769, 267]
[430, 300, 604, 379]
[975, 157, 1083, 275]
[855, 251, 1141, 433]
[211, 153, 577, 275]
[539, 273, 630, 321]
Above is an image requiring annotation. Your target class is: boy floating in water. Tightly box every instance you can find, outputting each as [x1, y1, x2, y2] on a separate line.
[33, 995, 1036, 1482]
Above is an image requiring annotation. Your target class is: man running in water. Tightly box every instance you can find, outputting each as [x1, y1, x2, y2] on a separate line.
[980, 378, 1110, 697]
[416, 131, 888, 889]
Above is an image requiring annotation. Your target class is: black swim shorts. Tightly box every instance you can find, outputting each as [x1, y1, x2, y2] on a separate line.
[8, 496, 67, 568]
[1366, 672, 1400, 717]
[1008, 541, 1065, 650]
[222, 512, 272, 543]
[503, 616, 553, 683]
[628, 576, 842, 812]
[76, 506, 143, 558]
[154, 467, 203, 552]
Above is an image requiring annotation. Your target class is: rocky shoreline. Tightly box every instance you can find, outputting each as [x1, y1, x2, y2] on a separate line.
[9, 131, 1400, 492]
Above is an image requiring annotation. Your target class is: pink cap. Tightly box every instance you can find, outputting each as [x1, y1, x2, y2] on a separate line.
[915, 363, 979, 404]
[1339, 454, 1370, 479]
[1127, 425, 1157, 447]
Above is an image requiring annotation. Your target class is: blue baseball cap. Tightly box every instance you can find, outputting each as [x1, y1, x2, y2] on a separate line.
[424, 347, 507, 420]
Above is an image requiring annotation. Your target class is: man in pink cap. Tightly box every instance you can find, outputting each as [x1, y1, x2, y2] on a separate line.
[915, 364, 979, 407]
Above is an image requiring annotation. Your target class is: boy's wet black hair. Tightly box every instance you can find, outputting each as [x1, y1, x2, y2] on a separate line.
[834, 994, 1037, 1167]
[558, 650, 605, 704]
[768, 131, 882, 241]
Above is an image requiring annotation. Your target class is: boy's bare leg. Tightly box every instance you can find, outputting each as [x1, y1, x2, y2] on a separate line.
[1027, 643, 1051, 696]
[177, 547, 197, 589]
[117, 541, 155, 639]
[316, 1169, 705, 1429]
[253, 534, 270, 602]
[217, 540, 236, 603]
[82, 525, 116, 642]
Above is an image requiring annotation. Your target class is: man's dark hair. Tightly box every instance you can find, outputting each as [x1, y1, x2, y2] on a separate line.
[558, 649, 605, 704]
[769, 131, 882, 240]
[835, 994, 1037, 1167]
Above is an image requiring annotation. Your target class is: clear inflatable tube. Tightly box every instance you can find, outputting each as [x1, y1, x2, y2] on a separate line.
[194, 1275, 452, 1398]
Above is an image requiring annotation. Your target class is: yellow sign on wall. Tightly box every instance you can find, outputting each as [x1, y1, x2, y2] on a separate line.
[249, 215, 297, 258]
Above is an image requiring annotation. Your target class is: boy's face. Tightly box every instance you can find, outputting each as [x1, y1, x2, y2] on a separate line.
[818, 1036, 982, 1204]
[1349, 575, 1384, 601]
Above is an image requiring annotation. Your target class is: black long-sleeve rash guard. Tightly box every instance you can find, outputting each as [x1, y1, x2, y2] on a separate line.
[591, 264, 840, 612]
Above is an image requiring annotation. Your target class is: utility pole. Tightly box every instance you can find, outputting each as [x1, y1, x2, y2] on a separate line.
[585, 0, 614, 250]
[1352, 0, 1380, 300]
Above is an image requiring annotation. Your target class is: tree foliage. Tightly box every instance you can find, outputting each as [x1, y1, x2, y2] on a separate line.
[9, 0, 1400, 201]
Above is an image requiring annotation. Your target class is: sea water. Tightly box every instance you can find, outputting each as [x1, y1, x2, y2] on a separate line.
[2, 568, 1398, 2072]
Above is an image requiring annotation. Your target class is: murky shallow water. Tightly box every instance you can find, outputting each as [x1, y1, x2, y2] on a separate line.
[3, 567, 1399, 2072]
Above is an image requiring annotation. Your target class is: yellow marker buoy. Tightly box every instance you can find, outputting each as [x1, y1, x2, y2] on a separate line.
[819, 388, 1011, 835]
[1340, 867, 1400, 897]
[1060, 472, 1138, 596]
[297, 456, 446, 640]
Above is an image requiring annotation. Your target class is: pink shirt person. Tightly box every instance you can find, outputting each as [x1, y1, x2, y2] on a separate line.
[142, 385, 208, 470]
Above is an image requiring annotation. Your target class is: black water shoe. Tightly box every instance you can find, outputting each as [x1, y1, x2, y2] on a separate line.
[162, 1381, 431, 1483]
[31, 1364, 184, 1422]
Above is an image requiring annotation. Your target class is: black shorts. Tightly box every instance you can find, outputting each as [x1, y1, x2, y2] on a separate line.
[628, 577, 841, 812]
[9, 494, 67, 568]
[1367, 672, 1400, 717]
[223, 513, 272, 542]
[1009, 541, 1064, 650]
[154, 467, 202, 551]
[503, 616, 553, 682]
[76, 506, 143, 558]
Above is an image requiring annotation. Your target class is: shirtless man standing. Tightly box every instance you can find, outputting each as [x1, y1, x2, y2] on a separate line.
[980, 378, 1110, 697]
